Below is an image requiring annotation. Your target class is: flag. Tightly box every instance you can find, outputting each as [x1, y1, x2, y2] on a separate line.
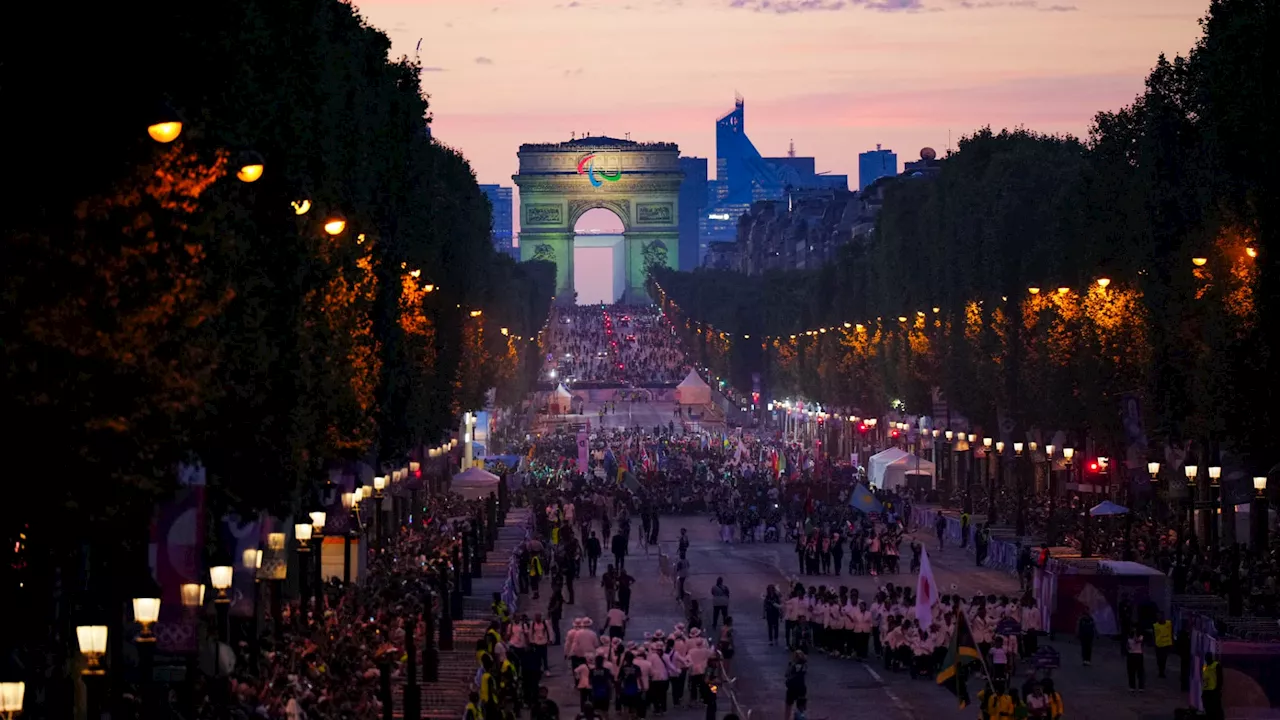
[915, 546, 938, 625]
[936, 611, 982, 708]
[848, 483, 883, 514]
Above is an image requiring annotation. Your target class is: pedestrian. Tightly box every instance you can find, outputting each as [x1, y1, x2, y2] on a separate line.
[548, 590, 565, 645]
[530, 552, 545, 600]
[612, 530, 629, 572]
[783, 650, 807, 720]
[718, 616, 736, 678]
[1152, 612, 1173, 679]
[586, 532, 602, 576]
[959, 512, 970, 549]
[1201, 651, 1223, 720]
[710, 577, 730, 628]
[532, 685, 560, 720]
[763, 585, 783, 646]
[1125, 627, 1146, 692]
[1076, 608, 1096, 666]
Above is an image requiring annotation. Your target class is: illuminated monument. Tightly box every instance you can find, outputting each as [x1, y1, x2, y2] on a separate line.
[515, 136, 682, 304]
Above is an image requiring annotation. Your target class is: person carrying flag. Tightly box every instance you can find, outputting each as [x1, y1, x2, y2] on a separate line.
[936, 607, 984, 709]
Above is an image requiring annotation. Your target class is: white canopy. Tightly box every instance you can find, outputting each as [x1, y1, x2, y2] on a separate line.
[867, 447, 935, 490]
[451, 466, 500, 499]
[674, 370, 712, 405]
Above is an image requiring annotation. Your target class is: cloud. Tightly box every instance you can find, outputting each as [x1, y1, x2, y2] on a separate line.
[954, 0, 1077, 9]
[475, 56, 494, 65]
[421, 66, 447, 72]
[726, 0, 924, 12]
[563, 68, 584, 76]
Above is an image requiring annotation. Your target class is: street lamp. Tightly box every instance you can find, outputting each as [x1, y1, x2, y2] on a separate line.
[132, 597, 160, 641]
[210, 565, 234, 601]
[235, 151, 265, 183]
[180, 583, 206, 609]
[147, 102, 183, 143]
[1148, 462, 1160, 480]
[75, 625, 108, 674]
[0, 681, 24, 720]
[1252, 476, 1270, 555]
[323, 217, 346, 236]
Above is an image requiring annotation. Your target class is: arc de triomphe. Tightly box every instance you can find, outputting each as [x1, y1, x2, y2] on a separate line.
[514, 136, 682, 304]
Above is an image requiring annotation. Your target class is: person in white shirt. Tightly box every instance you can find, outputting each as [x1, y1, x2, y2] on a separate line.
[989, 636, 1009, 684]
[646, 639, 671, 714]
[531, 612, 552, 674]
[664, 637, 691, 707]
[686, 631, 711, 707]
[851, 601, 873, 660]
[605, 606, 628, 640]
[568, 617, 600, 670]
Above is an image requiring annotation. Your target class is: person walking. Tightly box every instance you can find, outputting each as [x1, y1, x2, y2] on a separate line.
[612, 530, 629, 572]
[763, 585, 783, 646]
[1125, 627, 1146, 692]
[710, 577, 730, 628]
[585, 531, 602, 577]
[1201, 651, 1223, 720]
[783, 650, 807, 720]
[1077, 608, 1096, 666]
[1152, 613, 1173, 679]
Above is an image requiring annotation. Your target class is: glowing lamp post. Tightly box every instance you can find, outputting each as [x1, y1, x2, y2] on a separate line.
[0, 681, 24, 720]
[1252, 476, 1270, 554]
[180, 582, 206, 610]
[323, 217, 346, 236]
[75, 625, 108, 674]
[147, 101, 183, 143]
[235, 151, 265, 183]
[132, 597, 160, 641]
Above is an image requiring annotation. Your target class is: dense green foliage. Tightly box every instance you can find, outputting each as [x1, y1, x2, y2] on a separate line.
[1, 0, 553, 550]
[655, 0, 1279, 470]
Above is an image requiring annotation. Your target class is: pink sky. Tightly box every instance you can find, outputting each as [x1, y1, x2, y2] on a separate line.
[357, 0, 1208, 197]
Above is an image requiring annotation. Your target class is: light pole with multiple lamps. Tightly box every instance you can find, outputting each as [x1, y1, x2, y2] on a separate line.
[294, 521, 314, 622]
[1252, 476, 1270, 554]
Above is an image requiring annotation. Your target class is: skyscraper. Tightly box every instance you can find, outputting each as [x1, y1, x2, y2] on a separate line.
[678, 157, 708, 270]
[858, 145, 897, 190]
[479, 184, 515, 258]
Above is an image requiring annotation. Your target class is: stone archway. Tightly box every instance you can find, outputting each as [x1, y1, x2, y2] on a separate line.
[514, 137, 682, 304]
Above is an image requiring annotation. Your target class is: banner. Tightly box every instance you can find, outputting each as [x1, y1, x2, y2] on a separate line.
[151, 462, 207, 654]
[577, 431, 589, 474]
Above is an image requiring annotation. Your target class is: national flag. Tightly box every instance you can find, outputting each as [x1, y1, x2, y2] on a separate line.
[848, 483, 883, 514]
[936, 611, 982, 708]
[915, 546, 938, 625]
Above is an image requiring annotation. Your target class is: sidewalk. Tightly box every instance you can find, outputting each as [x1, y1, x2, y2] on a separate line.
[392, 507, 531, 720]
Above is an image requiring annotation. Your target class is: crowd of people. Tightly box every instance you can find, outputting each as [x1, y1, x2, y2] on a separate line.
[543, 305, 690, 386]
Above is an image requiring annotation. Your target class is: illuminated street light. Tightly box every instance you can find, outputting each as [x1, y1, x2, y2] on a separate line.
[291, 199, 312, 215]
[147, 101, 183, 143]
[1192, 257, 1208, 267]
[323, 217, 346, 236]
[75, 625, 108, 673]
[1148, 461, 1160, 480]
[235, 151, 265, 183]
[1028, 287, 1041, 295]
[1096, 277, 1111, 288]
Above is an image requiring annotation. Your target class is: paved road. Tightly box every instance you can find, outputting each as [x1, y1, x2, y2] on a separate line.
[513, 510, 1189, 720]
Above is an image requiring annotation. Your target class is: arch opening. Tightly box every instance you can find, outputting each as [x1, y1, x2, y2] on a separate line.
[573, 207, 626, 305]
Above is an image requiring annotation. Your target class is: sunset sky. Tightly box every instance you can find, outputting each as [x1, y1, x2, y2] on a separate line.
[358, 0, 1208, 209]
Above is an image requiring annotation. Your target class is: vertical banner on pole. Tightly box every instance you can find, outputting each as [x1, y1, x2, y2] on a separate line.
[151, 462, 207, 653]
[577, 431, 589, 474]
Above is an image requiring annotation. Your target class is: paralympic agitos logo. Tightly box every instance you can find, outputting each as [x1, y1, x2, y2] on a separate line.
[577, 153, 622, 187]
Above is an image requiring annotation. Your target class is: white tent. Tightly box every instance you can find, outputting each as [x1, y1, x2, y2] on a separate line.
[674, 370, 712, 405]
[549, 384, 573, 414]
[451, 466, 500, 499]
[867, 447, 935, 491]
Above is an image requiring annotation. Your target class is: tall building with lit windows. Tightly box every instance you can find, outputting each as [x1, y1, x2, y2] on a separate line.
[479, 184, 515, 258]
[700, 96, 846, 264]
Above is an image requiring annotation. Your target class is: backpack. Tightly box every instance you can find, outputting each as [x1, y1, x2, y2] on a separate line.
[619, 665, 642, 697]
[589, 667, 612, 701]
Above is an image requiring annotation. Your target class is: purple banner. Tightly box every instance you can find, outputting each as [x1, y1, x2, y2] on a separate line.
[151, 463, 206, 654]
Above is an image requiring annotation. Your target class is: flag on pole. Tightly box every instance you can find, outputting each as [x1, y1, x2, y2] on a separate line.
[915, 546, 938, 625]
[848, 483, 883, 514]
[936, 611, 982, 708]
